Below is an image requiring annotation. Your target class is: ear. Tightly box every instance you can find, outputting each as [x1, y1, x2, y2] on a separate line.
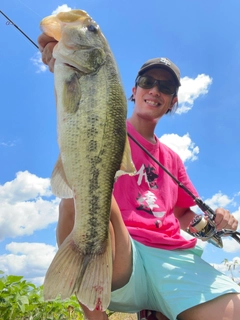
[169, 96, 178, 110]
[132, 86, 137, 99]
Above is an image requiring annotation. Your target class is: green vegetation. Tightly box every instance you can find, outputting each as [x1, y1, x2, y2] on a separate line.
[0, 270, 123, 319]
[0, 270, 84, 320]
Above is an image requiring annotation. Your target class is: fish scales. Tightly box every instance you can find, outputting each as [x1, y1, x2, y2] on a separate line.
[41, 9, 135, 311]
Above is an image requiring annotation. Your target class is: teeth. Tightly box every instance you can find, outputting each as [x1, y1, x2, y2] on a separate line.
[146, 100, 159, 106]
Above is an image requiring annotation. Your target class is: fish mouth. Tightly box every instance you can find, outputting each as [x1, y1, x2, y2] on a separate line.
[63, 62, 92, 74]
[64, 63, 79, 71]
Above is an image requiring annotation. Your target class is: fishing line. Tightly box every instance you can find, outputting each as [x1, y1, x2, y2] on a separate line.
[16, 0, 42, 18]
[0, 10, 39, 48]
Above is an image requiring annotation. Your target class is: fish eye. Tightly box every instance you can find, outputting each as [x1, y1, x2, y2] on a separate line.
[87, 24, 98, 32]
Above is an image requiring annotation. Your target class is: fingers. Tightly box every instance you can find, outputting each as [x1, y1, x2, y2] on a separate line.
[37, 33, 58, 73]
[38, 33, 56, 52]
[214, 208, 238, 231]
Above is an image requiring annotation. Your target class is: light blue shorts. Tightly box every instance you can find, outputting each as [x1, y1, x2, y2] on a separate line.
[109, 237, 240, 320]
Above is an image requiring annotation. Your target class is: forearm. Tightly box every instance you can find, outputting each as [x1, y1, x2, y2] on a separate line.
[174, 207, 197, 231]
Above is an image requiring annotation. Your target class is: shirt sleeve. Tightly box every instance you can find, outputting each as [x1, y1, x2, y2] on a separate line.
[175, 155, 199, 208]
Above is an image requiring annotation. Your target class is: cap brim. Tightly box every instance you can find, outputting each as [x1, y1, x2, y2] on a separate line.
[139, 64, 181, 86]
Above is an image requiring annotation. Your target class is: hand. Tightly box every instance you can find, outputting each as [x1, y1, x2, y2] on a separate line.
[38, 33, 58, 72]
[214, 208, 238, 231]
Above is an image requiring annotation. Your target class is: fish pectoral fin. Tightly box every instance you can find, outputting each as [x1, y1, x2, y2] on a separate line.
[51, 155, 73, 198]
[43, 231, 112, 312]
[115, 135, 136, 179]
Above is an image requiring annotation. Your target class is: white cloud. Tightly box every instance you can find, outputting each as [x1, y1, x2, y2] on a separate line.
[222, 238, 240, 253]
[0, 242, 57, 285]
[30, 52, 47, 73]
[233, 206, 240, 224]
[205, 192, 233, 210]
[177, 74, 212, 114]
[52, 5, 72, 15]
[0, 140, 16, 147]
[0, 171, 52, 203]
[159, 133, 199, 163]
[0, 171, 59, 241]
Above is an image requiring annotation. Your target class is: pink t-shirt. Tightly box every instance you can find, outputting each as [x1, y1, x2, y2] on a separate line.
[113, 121, 198, 250]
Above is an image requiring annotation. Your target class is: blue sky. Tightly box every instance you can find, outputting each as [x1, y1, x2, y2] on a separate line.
[1, 0, 240, 285]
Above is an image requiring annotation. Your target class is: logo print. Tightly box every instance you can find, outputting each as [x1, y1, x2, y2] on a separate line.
[159, 58, 171, 66]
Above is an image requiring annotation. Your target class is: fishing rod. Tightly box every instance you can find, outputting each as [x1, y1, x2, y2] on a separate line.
[4, 9, 239, 248]
[127, 132, 240, 248]
[0, 10, 39, 49]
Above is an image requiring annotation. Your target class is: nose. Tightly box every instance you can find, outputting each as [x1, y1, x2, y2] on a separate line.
[148, 84, 161, 96]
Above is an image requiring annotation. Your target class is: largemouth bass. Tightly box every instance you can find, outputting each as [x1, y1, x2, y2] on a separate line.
[40, 9, 135, 311]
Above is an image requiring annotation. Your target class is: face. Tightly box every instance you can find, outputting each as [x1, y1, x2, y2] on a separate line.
[132, 68, 178, 122]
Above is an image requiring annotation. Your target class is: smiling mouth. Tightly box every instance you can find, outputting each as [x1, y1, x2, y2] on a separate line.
[145, 99, 160, 107]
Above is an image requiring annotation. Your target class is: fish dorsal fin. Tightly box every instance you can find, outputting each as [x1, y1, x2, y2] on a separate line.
[51, 155, 73, 198]
[115, 136, 136, 179]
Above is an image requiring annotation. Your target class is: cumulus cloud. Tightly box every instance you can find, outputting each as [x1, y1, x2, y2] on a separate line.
[0, 171, 59, 241]
[0, 171, 52, 203]
[0, 242, 57, 285]
[204, 192, 233, 210]
[52, 4, 72, 15]
[159, 133, 199, 163]
[177, 74, 212, 114]
[233, 206, 240, 223]
[222, 238, 240, 253]
[31, 52, 48, 73]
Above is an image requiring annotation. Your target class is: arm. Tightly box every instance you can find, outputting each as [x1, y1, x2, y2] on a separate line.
[174, 206, 196, 231]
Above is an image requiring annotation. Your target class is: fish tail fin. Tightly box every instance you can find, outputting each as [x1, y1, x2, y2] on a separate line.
[43, 231, 112, 312]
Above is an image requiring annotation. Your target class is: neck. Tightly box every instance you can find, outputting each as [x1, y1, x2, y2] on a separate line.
[128, 115, 157, 144]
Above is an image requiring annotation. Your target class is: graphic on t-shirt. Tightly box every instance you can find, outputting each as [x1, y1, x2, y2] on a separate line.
[135, 164, 166, 218]
[136, 191, 166, 218]
[136, 164, 158, 189]
[145, 164, 158, 189]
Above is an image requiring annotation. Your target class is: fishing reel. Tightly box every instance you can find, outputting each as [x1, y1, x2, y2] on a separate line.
[186, 198, 240, 248]
[186, 214, 223, 247]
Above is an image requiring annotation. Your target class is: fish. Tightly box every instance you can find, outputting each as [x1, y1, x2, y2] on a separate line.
[40, 9, 135, 311]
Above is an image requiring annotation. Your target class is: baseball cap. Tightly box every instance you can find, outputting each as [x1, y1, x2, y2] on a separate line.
[137, 57, 181, 87]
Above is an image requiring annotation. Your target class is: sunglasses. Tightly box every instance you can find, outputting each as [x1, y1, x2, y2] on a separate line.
[136, 75, 176, 95]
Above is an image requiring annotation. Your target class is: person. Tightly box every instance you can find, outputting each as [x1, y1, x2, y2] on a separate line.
[38, 33, 240, 320]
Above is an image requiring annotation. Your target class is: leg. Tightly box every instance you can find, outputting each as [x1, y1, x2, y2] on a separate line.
[178, 293, 240, 320]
